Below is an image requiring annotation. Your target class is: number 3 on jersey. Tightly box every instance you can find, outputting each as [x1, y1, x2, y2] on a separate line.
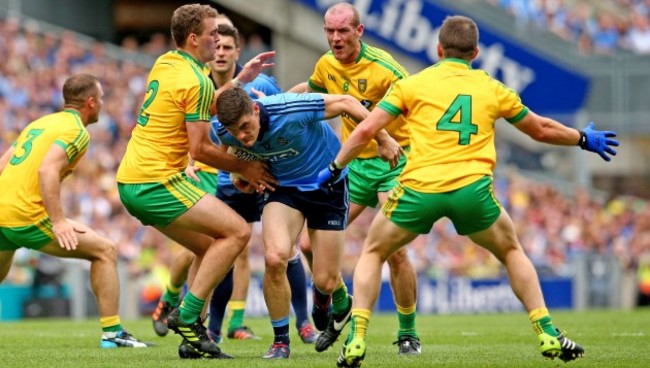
[137, 80, 159, 126]
[436, 95, 477, 145]
[10, 128, 44, 165]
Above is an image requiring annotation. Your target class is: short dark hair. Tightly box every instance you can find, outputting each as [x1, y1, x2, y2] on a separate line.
[439, 15, 479, 60]
[62, 73, 99, 108]
[171, 4, 219, 47]
[216, 88, 253, 127]
[217, 24, 240, 48]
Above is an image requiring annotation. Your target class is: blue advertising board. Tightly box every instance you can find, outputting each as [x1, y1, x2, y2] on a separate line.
[296, 0, 589, 118]
[237, 276, 572, 318]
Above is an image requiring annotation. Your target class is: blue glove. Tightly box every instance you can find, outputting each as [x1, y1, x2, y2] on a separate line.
[317, 161, 348, 192]
[578, 121, 619, 161]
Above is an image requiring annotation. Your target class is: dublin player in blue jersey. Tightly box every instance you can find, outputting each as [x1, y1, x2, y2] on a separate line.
[215, 89, 369, 359]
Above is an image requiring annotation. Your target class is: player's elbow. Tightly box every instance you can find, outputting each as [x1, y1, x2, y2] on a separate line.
[189, 143, 206, 162]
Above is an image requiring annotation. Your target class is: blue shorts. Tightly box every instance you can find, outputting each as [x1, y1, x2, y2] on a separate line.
[217, 183, 264, 223]
[264, 180, 349, 231]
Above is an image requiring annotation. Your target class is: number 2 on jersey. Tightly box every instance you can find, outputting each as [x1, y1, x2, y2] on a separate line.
[10, 128, 44, 165]
[137, 80, 159, 126]
[436, 95, 477, 145]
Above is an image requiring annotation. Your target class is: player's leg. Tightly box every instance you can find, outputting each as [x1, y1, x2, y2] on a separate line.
[297, 226, 313, 270]
[0, 230, 17, 282]
[0, 250, 15, 282]
[377, 191, 420, 355]
[159, 196, 248, 359]
[0, 230, 16, 282]
[287, 245, 317, 343]
[341, 213, 418, 366]
[152, 247, 194, 336]
[260, 201, 305, 359]
[311, 227, 351, 353]
[160, 194, 248, 317]
[226, 234, 260, 340]
[207, 267, 234, 342]
[38, 219, 151, 348]
[300, 179, 352, 353]
[455, 176, 584, 362]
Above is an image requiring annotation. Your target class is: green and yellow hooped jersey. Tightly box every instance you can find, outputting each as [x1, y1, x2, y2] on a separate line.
[308, 42, 410, 159]
[378, 58, 529, 193]
[0, 109, 89, 226]
[117, 50, 215, 183]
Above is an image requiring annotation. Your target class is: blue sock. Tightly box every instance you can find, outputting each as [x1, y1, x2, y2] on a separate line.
[208, 268, 234, 336]
[271, 316, 290, 344]
[287, 253, 309, 328]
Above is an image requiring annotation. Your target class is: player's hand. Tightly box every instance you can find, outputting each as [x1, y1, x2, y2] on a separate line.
[238, 51, 276, 84]
[53, 219, 79, 251]
[250, 87, 267, 99]
[578, 121, 619, 161]
[317, 161, 348, 192]
[185, 165, 201, 181]
[239, 160, 277, 193]
[376, 135, 404, 169]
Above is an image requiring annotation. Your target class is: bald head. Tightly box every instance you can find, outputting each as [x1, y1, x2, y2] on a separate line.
[324, 2, 360, 28]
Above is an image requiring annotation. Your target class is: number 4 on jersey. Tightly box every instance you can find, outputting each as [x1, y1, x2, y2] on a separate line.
[436, 95, 477, 145]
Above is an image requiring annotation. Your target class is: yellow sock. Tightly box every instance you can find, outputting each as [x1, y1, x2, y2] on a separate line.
[351, 308, 372, 340]
[100, 315, 122, 332]
[529, 307, 557, 336]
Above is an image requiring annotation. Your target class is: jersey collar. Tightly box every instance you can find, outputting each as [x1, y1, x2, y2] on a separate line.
[63, 108, 80, 117]
[256, 101, 270, 141]
[354, 41, 367, 64]
[174, 50, 206, 70]
[440, 58, 472, 69]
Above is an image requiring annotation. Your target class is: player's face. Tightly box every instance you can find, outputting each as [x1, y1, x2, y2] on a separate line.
[323, 11, 363, 64]
[226, 103, 260, 147]
[88, 82, 104, 125]
[212, 36, 239, 74]
[196, 17, 220, 64]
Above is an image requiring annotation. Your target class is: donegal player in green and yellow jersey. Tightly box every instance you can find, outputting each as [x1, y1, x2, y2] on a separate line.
[115, 4, 276, 359]
[0, 74, 151, 348]
[321, 16, 618, 367]
[289, 3, 420, 355]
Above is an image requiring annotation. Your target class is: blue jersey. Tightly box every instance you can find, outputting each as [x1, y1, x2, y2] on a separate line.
[216, 93, 341, 191]
[213, 69, 283, 194]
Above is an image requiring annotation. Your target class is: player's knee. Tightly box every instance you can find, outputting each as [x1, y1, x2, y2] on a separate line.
[231, 223, 252, 250]
[311, 272, 338, 294]
[298, 237, 312, 256]
[264, 249, 288, 274]
[95, 237, 118, 265]
[177, 248, 195, 266]
[387, 247, 413, 269]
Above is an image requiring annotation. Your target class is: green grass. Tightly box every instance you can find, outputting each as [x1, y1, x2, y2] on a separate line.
[0, 309, 648, 367]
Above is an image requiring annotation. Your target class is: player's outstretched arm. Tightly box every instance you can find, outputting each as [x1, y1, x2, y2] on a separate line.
[514, 111, 618, 161]
[287, 82, 311, 93]
[318, 107, 396, 189]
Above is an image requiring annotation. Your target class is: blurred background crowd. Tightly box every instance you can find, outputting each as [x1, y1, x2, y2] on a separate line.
[484, 0, 650, 55]
[1, 1, 649, 314]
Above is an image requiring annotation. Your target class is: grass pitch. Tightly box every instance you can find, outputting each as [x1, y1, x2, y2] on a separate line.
[0, 309, 648, 367]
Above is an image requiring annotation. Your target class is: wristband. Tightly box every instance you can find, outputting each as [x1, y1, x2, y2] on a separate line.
[231, 77, 241, 88]
[578, 130, 587, 149]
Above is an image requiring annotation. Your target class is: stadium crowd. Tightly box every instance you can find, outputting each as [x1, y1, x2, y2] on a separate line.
[0, 15, 649, 308]
[485, 0, 650, 55]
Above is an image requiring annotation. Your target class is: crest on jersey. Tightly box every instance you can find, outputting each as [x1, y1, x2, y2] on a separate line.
[358, 79, 367, 93]
[277, 137, 289, 146]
